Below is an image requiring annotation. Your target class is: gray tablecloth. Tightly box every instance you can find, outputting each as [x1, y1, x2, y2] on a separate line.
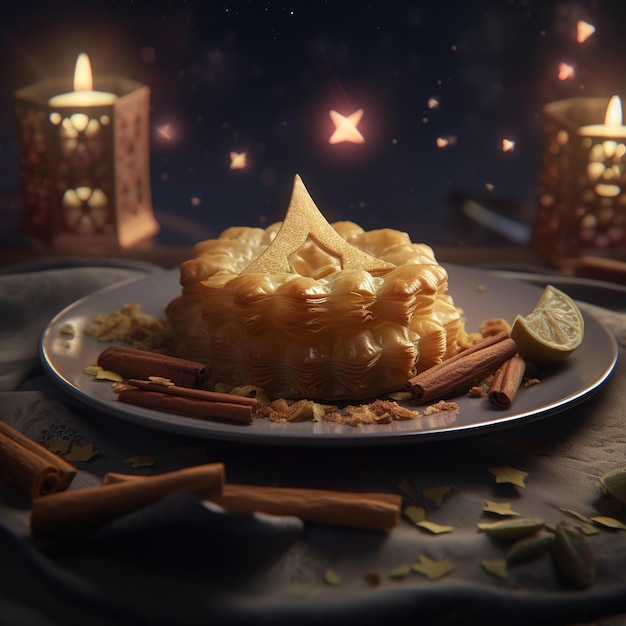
[1, 259, 625, 626]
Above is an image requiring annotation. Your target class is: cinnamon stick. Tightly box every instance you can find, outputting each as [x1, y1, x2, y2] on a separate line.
[98, 346, 206, 388]
[116, 389, 255, 424]
[488, 354, 526, 409]
[127, 379, 258, 407]
[30, 463, 225, 538]
[0, 421, 76, 500]
[407, 331, 518, 404]
[104, 472, 401, 531]
[215, 484, 401, 531]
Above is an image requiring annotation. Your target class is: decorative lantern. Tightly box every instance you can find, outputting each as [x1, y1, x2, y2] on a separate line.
[533, 96, 626, 266]
[13, 54, 159, 250]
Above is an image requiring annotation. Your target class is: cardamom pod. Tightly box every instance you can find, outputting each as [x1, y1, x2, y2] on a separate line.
[478, 517, 545, 541]
[506, 530, 555, 564]
[600, 467, 626, 504]
[552, 522, 596, 589]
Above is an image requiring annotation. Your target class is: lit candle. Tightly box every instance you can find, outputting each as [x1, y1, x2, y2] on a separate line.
[48, 53, 118, 107]
[579, 95, 626, 137]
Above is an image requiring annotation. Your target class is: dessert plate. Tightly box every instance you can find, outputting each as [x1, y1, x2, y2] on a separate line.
[40, 265, 618, 446]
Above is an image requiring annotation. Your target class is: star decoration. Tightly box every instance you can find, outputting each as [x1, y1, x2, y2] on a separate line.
[328, 109, 365, 144]
[483, 499, 521, 516]
[488, 465, 528, 488]
[412, 555, 455, 580]
[124, 455, 157, 468]
[65, 443, 97, 463]
[229, 151, 247, 169]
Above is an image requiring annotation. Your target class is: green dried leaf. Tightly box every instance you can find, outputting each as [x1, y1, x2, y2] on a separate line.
[417, 520, 454, 534]
[481, 559, 508, 579]
[578, 523, 601, 535]
[591, 515, 626, 530]
[411, 555, 455, 580]
[323, 569, 341, 586]
[483, 500, 521, 517]
[422, 485, 450, 506]
[124, 455, 156, 468]
[558, 507, 593, 525]
[488, 465, 528, 488]
[65, 443, 97, 463]
[403, 505, 426, 525]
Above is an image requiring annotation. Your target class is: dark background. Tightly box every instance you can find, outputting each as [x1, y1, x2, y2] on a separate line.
[2, 0, 626, 249]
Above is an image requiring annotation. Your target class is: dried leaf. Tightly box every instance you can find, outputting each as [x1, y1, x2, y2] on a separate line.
[388, 564, 412, 579]
[147, 376, 174, 386]
[96, 369, 124, 382]
[403, 505, 426, 525]
[47, 438, 71, 454]
[483, 500, 521, 517]
[591, 516, 626, 530]
[422, 485, 450, 506]
[323, 569, 341, 586]
[65, 443, 97, 463]
[417, 520, 454, 534]
[488, 465, 528, 488]
[558, 507, 593, 525]
[411, 555, 455, 580]
[481, 559, 508, 579]
[124, 455, 156, 468]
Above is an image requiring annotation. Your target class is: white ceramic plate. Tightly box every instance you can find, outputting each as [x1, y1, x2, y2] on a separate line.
[40, 265, 618, 446]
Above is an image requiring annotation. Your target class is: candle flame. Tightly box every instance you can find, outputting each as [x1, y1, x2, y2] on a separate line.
[73, 53, 94, 91]
[605, 95, 622, 126]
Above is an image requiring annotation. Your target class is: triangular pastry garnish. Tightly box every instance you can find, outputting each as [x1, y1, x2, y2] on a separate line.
[241, 175, 395, 276]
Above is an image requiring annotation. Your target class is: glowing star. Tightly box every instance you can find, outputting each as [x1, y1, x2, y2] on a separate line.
[157, 124, 173, 140]
[577, 20, 596, 43]
[501, 138, 515, 152]
[427, 97, 440, 110]
[229, 151, 247, 169]
[558, 63, 575, 81]
[328, 109, 365, 144]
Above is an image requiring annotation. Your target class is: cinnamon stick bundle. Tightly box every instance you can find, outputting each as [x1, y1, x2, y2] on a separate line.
[0, 421, 76, 500]
[98, 346, 206, 388]
[488, 354, 526, 409]
[407, 331, 518, 404]
[104, 473, 401, 531]
[117, 388, 256, 424]
[30, 463, 225, 538]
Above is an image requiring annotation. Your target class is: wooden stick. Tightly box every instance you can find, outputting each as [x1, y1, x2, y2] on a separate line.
[98, 346, 206, 388]
[488, 354, 526, 409]
[0, 421, 76, 500]
[104, 472, 401, 531]
[30, 463, 225, 538]
[407, 331, 518, 404]
[116, 389, 255, 424]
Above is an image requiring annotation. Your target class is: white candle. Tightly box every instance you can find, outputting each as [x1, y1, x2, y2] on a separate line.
[579, 95, 626, 137]
[48, 53, 118, 107]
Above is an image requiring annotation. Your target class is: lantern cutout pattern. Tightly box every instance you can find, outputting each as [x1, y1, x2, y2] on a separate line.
[14, 59, 159, 249]
[533, 96, 626, 265]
